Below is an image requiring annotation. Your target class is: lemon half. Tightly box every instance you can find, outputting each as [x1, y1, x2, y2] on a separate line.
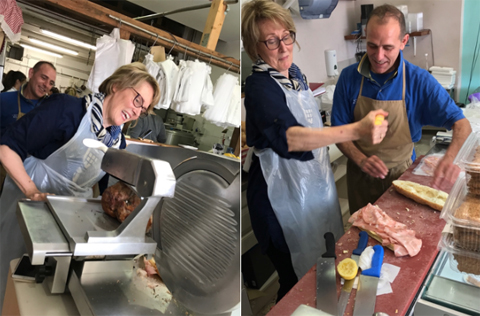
[337, 258, 358, 280]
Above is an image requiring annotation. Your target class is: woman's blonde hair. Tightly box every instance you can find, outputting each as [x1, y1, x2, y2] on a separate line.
[64, 86, 77, 97]
[98, 62, 160, 113]
[241, 0, 297, 62]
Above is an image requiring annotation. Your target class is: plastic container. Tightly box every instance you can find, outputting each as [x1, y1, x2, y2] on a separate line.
[453, 132, 480, 196]
[454, 131, 480, 171]
[438, 232, 480, 275]
[440, 174, 480, 252]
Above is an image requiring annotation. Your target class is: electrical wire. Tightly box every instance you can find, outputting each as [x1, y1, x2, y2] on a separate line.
[464, 17, 480, 104]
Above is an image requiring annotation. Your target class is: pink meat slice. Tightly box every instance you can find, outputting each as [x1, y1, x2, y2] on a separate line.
[349, 203, 422, 257]
[421, 155, 441, 176]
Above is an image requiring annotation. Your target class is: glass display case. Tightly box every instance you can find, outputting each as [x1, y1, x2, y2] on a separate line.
[414, 248, 480, 315]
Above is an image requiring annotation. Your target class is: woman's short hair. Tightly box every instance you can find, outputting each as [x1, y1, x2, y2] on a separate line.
[64, 86, 77, 97]
[98, 62, 160, 113]
[241, 0, 297, 62]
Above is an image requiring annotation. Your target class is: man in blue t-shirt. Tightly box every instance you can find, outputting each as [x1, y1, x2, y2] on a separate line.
[331, 4, 471, 214]
[0, 61, 57, 134]
[0, 61, 57, 192]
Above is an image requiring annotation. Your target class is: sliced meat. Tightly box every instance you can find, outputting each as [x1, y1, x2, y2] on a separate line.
[349, 203, 422, 257]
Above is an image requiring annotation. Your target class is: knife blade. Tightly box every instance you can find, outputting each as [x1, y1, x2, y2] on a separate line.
[337, 231, 368, 316]
[316, 232, 337, 315]
[352, 244, 384, 316]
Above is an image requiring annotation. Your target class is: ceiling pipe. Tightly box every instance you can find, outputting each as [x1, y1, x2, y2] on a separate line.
[133, 1, 238, 22]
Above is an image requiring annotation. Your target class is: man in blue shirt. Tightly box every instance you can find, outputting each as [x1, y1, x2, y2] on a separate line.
[0, 61, 57, 134]
[331, 4, 471, 214]
[0, 61, 56, 192]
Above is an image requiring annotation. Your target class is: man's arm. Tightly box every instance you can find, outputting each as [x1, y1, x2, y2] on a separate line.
[432, 118, 472, 188]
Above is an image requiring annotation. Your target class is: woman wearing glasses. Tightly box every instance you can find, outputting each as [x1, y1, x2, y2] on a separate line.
[241, 0, 388, 302]
[0, 62, 159, 306]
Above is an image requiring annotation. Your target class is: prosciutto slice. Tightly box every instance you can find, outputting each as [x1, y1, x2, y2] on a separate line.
[349, 203, 422, 257]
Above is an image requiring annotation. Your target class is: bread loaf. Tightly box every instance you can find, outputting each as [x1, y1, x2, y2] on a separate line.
[454, 253, 480, 275]
[392, 180, 448, 211]
[453, 194, 480, 252]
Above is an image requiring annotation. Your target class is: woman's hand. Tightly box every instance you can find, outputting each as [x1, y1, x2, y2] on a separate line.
[287, 126, 313, 151]
[26, 191, 55, 202]
[0, 145, 49, 200]
[358, 110, 389, 144]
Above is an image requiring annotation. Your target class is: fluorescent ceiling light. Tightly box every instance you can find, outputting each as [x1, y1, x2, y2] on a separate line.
[29, 38, 78, 55]
[20, 44, 63, 58]
[41, 29, 97, 51]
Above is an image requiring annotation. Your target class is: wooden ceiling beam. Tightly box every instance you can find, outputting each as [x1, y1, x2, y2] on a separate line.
[37, 0, 239, 72]
[200, 0, 226, 51]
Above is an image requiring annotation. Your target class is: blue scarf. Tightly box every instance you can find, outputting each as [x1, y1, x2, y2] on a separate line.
[84, 93, 122, 147]
[252, 58, 309, 91]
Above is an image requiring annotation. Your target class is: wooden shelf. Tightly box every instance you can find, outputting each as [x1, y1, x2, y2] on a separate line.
[344, 29, 430, 40]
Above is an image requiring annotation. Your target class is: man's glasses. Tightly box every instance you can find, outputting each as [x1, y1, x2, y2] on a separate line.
[259, 32, 296, 50]
[130, 87, 148, 118]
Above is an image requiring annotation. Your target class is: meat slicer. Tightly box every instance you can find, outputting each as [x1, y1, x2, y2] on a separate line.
[16, 141, 240, 315]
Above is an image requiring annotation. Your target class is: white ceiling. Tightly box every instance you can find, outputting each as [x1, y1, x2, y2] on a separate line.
[129, 0, 240, 43]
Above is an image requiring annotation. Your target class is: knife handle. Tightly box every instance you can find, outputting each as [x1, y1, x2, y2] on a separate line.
[362, 245, 384, 278]
[322, 232, 336, 259]
[353, 231, 369, 256]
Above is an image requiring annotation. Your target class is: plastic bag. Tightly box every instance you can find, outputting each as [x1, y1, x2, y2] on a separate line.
[412, 153, 445, 176]
[463, 95, 480, 133]
[87, 28, 135, 93]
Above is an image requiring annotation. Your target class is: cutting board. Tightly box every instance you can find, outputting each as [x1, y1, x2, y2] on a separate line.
[267, 156, 453, 316]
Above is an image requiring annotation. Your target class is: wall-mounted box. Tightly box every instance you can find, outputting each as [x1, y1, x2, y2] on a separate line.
[408, 12, 424, 32]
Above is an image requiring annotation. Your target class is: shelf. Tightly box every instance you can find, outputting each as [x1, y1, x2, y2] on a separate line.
[344, 29, 430, 40]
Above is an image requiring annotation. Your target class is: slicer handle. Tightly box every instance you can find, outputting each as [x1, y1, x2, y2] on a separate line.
[322, 232, 336, 259]
[362, 245, 384, 278]
[353, 231, 369, 256]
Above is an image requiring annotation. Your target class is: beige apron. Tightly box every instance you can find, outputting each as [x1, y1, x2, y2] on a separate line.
[17, 91, 26, 119]
[347, 63, 414, 214]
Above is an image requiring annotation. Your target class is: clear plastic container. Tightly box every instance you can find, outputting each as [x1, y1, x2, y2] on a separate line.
[438, 232, 480, 275]
[440, 174, 480, 252]
[454, 131, 480, 172]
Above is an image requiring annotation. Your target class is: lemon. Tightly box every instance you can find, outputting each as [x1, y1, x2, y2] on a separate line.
[337, 258, 358, 280]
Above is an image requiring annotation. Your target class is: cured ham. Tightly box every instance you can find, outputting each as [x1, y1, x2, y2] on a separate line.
[349, 203, 422, 257]
[421, 155, 441, 176]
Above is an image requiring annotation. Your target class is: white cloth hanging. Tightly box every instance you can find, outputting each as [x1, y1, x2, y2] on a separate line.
[143, 53, 160, 79]
[224, 84, 241, 128]
[87, 28, 135, 93]
[201, 65, 215, 109]
[155, 55, 179, 109]
[171, 59, 210, 116]
[203, 73, 238, 127]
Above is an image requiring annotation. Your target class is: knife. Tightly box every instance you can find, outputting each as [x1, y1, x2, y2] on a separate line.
[316, 232, 337, 315]
[337, 231, 368, 316]
[352, 244, 384, 316]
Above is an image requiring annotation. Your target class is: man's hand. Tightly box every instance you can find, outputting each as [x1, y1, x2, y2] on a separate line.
[431, 156, 460, 191]
[360, 155, 389, 179]
[358, 109, 389, 145]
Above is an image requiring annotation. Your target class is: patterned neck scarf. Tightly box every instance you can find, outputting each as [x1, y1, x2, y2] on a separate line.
[83, 93, 122, 147]
[252, 58, 309, 91]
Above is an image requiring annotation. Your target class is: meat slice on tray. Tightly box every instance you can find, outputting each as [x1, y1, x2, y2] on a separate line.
[349, 203, 422, 257]
[101, 182, 152, 231]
